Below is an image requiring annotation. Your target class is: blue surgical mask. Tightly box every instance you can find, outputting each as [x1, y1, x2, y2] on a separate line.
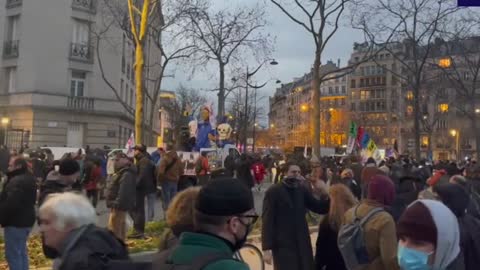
[397, 245, 432, 270]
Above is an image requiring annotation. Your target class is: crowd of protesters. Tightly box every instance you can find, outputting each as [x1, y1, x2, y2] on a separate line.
[1, 140, 480, 270]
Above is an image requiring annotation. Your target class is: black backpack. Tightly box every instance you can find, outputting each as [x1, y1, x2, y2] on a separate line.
[153, 248, 234, 270]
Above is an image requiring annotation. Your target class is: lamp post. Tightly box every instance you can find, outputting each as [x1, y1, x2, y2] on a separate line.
[237, 59, 279, 153]
[450, 129, 460, 161]
[1, 117, 10, 147]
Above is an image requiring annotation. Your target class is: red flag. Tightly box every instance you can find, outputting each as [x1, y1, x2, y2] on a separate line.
[356, 126, 365, 148]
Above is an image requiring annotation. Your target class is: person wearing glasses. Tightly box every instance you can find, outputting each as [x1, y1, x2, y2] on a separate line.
[154, 178, 256, 270]
[262, 162, 330, 270]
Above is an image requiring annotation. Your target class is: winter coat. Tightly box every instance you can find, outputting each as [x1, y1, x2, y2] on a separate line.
[390, 177, 422, 221]
[0, 168, 37, 227]
[467, 180, 480, 219]
[0, 148, 9, 174]
[84, 166, 101, 191]
[157, 151, 183, 183]
[31, 158, 47, 181]
[315, 217, 347, 270]
[106, 166, 136, 211]
[223, 155, 235, 177]
[153, 232, 249, 270]
[343, 200, 399, 270]
[38, 171, 71, 206]
[135, 153, 156, 194]
[341, 177, 361, 200]
[58, 224, 129, 270]
[251, 162, 266, 184]
[262, 183, 330, 270]
[349, 162, 364, 185]
[236, 159, 254, 189]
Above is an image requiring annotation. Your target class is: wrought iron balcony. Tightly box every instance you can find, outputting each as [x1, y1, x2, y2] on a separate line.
[67, 96, 94, 111]
[3, 40, 19, 59]
[72, 0, 96, 13]
[69, 43, 93, 63]
[6, 0, 22, 8]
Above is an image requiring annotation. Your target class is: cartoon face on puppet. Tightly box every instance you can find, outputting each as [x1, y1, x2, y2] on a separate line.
[217, 123, 232, 141]
[200, 107, 210, 122]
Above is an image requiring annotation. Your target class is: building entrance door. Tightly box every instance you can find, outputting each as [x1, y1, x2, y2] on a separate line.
[67, 122, 84, 147]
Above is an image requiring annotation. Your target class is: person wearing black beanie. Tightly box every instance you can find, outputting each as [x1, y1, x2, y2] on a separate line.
[153, 178, 255, 270]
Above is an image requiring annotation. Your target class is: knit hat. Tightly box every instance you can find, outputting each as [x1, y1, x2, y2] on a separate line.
[367, 174, 395, 206]
[397, 201, 437, 247]
[427, 169, 446, 186]
[196, 178, 254, 216]
[59, 158, 80, 176]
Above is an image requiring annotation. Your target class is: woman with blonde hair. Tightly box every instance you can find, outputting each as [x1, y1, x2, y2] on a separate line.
[158, 187, 201, 251]
[315, 184, 358, 270]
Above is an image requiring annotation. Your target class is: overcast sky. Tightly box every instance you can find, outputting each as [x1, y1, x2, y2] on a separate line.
[162, 0, 365, 121]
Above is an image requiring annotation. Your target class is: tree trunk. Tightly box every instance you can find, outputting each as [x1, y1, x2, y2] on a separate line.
[218, 62, 226, 121]
[413, 85, 421, 160]
[311, 50, 321, 161]
[135, 44, 145, 145]
[148, 106, 155, 146]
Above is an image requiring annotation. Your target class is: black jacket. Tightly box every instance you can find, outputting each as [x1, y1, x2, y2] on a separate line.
[38, 171, 71, 206]
[59, 224, 129, 270]
[262, 183, 330, 270]
[315, 217, 346, 270]
[106, 166, 136, 211]
[237, 159, 254, 188]
[135, 153, 156, 194]
[0, 168, 37, 227]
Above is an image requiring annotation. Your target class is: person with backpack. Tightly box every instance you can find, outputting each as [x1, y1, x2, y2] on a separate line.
[339, 174, 399, 270]
[153, 178, 255, 270]
[315, 184, 358, 270]
[195, 151, 210, 186]
[396, 199, 464, 270]
[433, 183, 478, 270]
[156, 143, 183, 210]
[39, 192, 129, 270]
[262, 162, 330, 270]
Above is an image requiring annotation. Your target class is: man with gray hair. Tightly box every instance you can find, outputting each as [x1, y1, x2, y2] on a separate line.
[39, 192, 129, 270]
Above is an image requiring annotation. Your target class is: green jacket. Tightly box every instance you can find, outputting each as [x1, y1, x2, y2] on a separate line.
[167, 232, 249, 270]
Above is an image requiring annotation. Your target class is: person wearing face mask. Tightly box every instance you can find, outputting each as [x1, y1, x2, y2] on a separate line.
[261, 162, 330, 270]
[153, 178, 255, 270]
[397, 199, 464, 270]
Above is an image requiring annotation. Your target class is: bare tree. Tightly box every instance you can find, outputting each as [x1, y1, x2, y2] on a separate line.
[270, 0, 379, 160]
[355, 0, 460, 159]
[95, 0, 202, 144]
[435, 35, 480, 158]
[186, 2, 273, 121]
[226, 88, 266, 147]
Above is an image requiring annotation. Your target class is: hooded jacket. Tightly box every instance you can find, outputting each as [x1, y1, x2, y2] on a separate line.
[418, 200, 463, 270]
[434, 184, 480, 270]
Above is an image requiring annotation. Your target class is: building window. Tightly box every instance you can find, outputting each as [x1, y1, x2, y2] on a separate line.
[72, 20, 89, 45]
[438, 103, 449, 113]
[328, 87, 333, 94]
[406, 105, 413, 116]
[342, 86, 346, 93]
[351, 80, 356, 88]
[335, 86, 339, 94]
[70, 71, 86, 97]
[7, 15, 19, 41]
[437, 119, 447, 130]
[438, 57, 451, 68]
[406, 91, 414, 100]
[6, 67, 16, 93]
[351, 103, 356, 111]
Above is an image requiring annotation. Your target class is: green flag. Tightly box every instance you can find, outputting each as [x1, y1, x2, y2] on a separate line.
[349, 122, 358, 138]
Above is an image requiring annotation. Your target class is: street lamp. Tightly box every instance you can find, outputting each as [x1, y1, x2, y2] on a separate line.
[450, 129, 460, 161]
[243, 59, 280, 153]
[270, 123, 275, 128]
[476, 108, 480, 114]
[300, 104, 308, 112]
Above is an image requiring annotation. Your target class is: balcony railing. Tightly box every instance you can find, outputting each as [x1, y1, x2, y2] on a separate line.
[3, 40, 19, 59]
[67, 96, 94, 111]
[69, 43, 93, 63]
[6, 0, 22, 8]
[72, 0, 96, 13]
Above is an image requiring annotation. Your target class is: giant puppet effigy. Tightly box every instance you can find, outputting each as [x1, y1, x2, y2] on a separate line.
[187, 105, 233, 151]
